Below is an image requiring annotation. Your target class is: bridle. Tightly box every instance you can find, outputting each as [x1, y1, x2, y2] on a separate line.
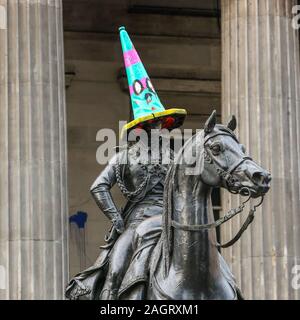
[171, 131, 265, 248]
[204, 132, 253, 193]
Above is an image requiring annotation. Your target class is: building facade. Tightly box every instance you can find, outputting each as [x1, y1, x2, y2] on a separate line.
[0, 0, 299, 299]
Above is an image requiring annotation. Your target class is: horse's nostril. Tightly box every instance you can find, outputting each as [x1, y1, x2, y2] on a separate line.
[252, 172, 271, 186]
[265, 174, 272, 184]
[252, 172, 262, 182]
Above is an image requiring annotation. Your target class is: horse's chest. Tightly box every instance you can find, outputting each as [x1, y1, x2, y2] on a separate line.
[149, 263, 237, 300]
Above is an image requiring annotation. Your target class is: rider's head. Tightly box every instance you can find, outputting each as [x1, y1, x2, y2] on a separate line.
[143, 119, 163, 134]
[128, 119, 163, 144]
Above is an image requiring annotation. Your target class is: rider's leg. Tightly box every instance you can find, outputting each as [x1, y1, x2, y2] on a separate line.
[100, 226, 135, 299]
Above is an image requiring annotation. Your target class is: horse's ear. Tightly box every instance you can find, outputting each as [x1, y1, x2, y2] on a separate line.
[204, 110, 217, 134]
[227, 115, 237, 131]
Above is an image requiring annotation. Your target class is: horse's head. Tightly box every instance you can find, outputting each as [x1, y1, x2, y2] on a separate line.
[200, 110, 271, 198]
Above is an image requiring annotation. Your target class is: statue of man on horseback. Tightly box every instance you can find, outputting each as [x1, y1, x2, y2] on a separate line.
[65, 27, 271, 300]
[65, 26, 186, 300]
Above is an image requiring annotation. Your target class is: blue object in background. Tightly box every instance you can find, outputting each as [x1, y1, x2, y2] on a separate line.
[69, 211, 88, 229]
[69, 211, 88, 269]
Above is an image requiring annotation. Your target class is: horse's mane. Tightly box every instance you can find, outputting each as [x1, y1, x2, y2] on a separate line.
[160, 129, 206, 275]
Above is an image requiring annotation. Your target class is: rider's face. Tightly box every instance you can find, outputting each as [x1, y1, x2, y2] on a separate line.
[145, 120, 162, 133]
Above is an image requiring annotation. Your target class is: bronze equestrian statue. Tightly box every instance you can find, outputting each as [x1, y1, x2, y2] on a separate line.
[65, 26, 187, 300]
[65, 27, 271, 300]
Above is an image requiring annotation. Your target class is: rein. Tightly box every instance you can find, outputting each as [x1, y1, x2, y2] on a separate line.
[170, 132, 265, 248]
[171, 192, 264, 248]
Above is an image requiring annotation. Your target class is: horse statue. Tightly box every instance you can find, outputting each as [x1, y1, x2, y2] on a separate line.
[66, 111, 271, 300]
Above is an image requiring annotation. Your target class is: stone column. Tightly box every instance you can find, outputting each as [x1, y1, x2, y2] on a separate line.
[0, 0, 68, 299]
[221, 0, 300, 299]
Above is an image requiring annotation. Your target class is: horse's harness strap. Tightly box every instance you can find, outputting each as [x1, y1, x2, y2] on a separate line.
[171, 193, 264, 248]
[216, 195, 264, 248]
[171, 194, 249, 231]
[208, 152, 252, 189]
[171, 193, 251, 232]
[204, 132, 252, 188]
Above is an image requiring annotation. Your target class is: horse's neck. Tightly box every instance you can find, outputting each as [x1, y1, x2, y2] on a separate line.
[170, 168, 221, 288]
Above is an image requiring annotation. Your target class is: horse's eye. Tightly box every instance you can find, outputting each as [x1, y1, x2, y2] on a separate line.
[211, 144, 222, 155]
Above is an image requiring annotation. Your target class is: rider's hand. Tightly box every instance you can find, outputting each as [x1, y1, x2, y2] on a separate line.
[112, 217, 125, 234]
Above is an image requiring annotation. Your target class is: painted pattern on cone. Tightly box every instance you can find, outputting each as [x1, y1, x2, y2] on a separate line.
[119, 26, 187, 138]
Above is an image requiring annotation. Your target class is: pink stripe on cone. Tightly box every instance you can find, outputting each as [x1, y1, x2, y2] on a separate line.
[124, 48, 141, 67]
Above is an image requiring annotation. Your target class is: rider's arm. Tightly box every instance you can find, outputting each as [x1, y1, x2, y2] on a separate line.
[90, 152, 125, 234]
